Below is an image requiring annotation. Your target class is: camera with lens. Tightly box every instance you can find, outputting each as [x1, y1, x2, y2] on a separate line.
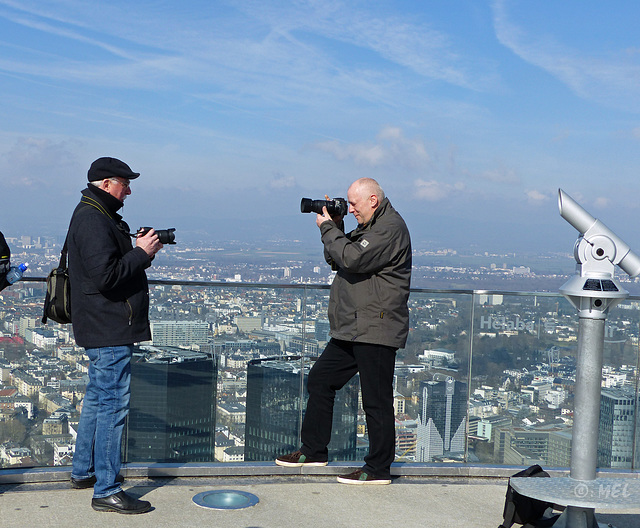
[300, 197, 348, 217]
[137, 227, 176, 245]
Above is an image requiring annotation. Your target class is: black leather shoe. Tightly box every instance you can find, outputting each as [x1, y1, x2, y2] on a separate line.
[91, 490, 151, 514]
[71, 473, 125, 489]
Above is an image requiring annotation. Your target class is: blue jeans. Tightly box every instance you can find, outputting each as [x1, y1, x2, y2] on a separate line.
[71, 345, 133, 498]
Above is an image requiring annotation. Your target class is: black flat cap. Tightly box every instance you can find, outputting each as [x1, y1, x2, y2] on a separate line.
[87, 157, 140, 182]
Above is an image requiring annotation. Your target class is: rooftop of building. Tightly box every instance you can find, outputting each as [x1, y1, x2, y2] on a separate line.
[4, 279, 640, 526]
[2, 465, 640, 528]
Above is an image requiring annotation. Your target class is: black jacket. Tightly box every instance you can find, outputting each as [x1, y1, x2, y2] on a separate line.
[67, 185, 152, 348]
[320, 198, 412, 349]
[0, 231, 10, 292]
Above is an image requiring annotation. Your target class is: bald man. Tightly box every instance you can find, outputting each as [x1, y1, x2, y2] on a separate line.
[277, 178, 412, 485]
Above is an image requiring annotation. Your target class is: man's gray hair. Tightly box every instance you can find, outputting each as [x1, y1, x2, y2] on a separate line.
[89, 178, 118, 188]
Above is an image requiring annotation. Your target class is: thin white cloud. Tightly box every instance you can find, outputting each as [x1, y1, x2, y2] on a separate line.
[230, 0, 499, 91]
[413, 179, 465, 202]
[316, 141, 384, 167]
[593, 196, 611, 209]
[0, 7, 140, 60]
[493, 0, 640, 112]
[0, 136, 80, 186]
[269, 173, 297, 189]
[0, 0, 499, 104]
[313, 127, 429, 169]
[526, 189, 550, 204]
[479, 166, 519, 185]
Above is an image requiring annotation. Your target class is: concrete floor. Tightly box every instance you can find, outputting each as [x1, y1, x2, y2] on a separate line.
[1, 475, 639, 528]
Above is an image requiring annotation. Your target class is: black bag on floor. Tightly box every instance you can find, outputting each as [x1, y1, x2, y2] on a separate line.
[498, 465, 560, 528]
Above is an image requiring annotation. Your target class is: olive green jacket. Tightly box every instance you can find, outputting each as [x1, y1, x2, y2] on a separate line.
[320, 198, 412, 349]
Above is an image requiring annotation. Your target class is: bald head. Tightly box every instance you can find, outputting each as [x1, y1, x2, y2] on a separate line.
[350, 178, 385, 202]
[347, 178, 385, 225]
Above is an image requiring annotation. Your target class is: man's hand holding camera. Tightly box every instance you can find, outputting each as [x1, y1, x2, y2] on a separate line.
[313, 194, 346, 228]
[136, 228, 163, 259]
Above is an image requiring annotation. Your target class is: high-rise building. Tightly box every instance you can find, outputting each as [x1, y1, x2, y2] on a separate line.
[416, 378, 467, 462]
[547, 429, 572, 468]
[395, 420, 417, 459]
[235, 315, 264, 334]
[150, 320, 208, 347]
[490, 423, 572, 467]
[288, 336, 319, 356]
[124, 347, 217, 463]
[314, 320, 331, 342]
[244, 356, 359, 462]
[598, 387, 638, 469]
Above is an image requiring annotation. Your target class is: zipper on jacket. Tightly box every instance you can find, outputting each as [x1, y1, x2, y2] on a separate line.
[125, 299, 133, 326]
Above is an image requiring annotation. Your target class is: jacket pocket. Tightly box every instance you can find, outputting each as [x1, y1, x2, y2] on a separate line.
[123, 299, 133, 326]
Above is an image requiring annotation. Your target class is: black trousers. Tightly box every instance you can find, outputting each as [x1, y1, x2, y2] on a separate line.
[300, 338, 397, 478]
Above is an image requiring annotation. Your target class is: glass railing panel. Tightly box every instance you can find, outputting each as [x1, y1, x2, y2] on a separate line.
[469, 291, 640, 471]
[2, 279, 639, 474]
[242, 284, 361, 463]
[123, 282, 219, 464]
[469, 291, 573, 468]
[597, 298, 640, 471]
[135, 283, 313, 464]
[397, 290, 474, 464]
[1, 280, 59, 468]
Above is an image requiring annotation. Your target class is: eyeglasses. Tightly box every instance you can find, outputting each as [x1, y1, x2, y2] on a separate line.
[110, 178, 130, 189]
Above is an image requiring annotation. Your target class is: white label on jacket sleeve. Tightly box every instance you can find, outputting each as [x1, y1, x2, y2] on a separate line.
[360, 239, 369, 248]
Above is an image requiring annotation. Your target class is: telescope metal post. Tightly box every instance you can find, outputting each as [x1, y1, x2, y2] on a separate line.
[555, 316, 605, 528]
[552, 189, 639, 528]
[570, 317, 604, 482]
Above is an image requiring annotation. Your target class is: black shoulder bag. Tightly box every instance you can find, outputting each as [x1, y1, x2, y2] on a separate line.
[42, 238, 72, 324]
[498, 465, 560, 528]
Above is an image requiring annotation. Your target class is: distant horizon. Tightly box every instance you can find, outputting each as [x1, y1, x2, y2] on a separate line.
[3, 218, 579, 259]
[3, 2, 640, 258]
[0, 187, 599, 257]
[12, 226, 640, 295]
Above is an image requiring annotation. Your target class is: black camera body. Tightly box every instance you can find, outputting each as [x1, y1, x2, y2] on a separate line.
[138, 227, 176, 245]
[300, 197, 348, 217]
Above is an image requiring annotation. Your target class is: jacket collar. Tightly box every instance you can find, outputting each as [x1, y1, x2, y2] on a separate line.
[82, 184, 124, 220]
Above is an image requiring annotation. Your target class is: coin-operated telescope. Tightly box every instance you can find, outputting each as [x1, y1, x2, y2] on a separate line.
[555, 189, 640, 528]
[558, 189, 640, 318]
[510, 191, 640, 528]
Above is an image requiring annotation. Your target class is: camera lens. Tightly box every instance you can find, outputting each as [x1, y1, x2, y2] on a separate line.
[300, 198, 314, 213]
[157, 228, 176, 245]
[300, 197, 347, 216]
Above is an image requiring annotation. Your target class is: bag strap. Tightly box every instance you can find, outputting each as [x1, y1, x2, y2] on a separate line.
[498, 479, 517, 528]
[80, 195, 133, 238]
[80, 195, 115, 220]
[58, 236, 68, 269]
[498, 497, 516, 528]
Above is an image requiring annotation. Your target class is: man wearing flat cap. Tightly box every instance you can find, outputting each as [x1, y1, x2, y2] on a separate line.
[68, 157, 163, 514]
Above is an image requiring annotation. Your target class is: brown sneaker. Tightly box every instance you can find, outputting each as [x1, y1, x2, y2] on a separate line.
[275, 450, 328, 467]
[337, 469, 391, 485]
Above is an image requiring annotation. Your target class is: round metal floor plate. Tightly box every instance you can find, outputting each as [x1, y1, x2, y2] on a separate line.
[192, 490, 260, 510]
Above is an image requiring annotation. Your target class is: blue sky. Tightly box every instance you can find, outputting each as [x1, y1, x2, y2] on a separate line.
[2, 0, 640, 254]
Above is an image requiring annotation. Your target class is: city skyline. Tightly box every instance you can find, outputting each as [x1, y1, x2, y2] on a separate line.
[5, 275, 640, 471]
[2, 2, 640, 254]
